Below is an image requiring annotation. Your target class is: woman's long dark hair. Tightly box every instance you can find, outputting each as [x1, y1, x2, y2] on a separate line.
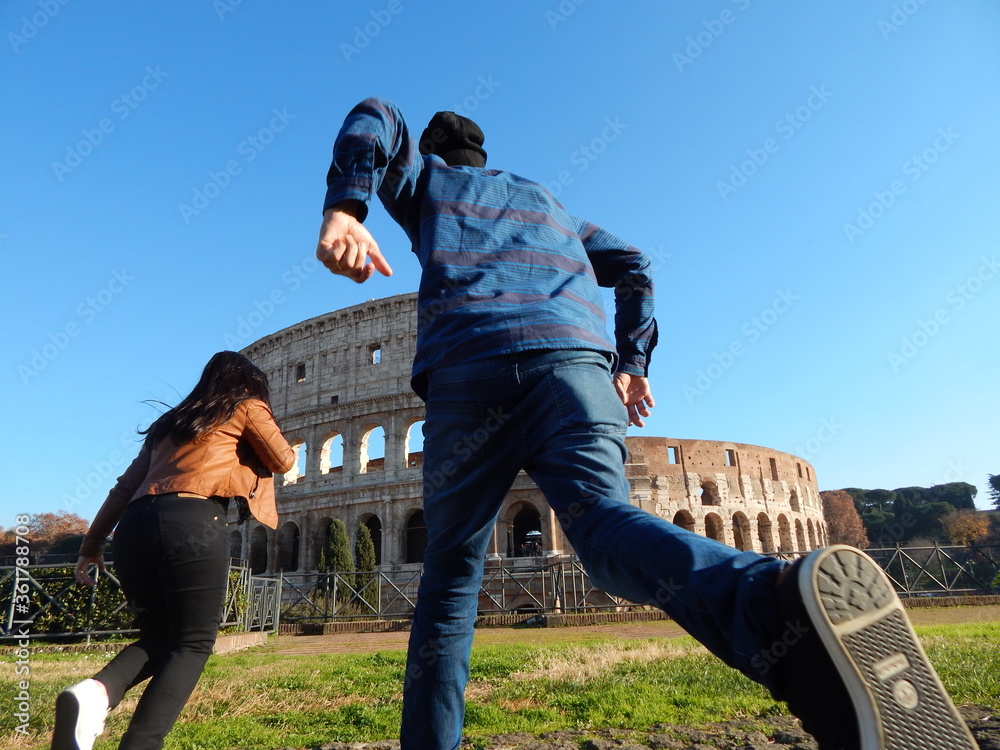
[140, 351, 272, 446]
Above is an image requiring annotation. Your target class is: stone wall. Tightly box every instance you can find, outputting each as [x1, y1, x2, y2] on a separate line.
[233, 293, 826, 578]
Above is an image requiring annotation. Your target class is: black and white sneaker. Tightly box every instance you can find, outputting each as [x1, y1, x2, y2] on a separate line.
[51, 679, 109, 750]
[774, 545, 979, 750]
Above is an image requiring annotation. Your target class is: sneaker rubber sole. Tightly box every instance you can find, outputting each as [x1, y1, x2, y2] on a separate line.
[51, 689, 84, 750]
[798, 545, 979, 750]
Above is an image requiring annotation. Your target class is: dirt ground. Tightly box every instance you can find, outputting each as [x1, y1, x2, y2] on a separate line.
[288, 709, 1000, 750]
[299, 705, 1000, 749]
[270, 606, 1000, 749]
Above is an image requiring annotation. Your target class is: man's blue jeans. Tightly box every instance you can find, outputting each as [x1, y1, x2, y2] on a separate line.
[401, 350, 788, 750]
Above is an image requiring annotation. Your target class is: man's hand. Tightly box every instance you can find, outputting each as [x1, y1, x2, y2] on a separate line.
[75, 554, 105, 587]
[316, 205, 393, 283]
[613, 372, 655, 428]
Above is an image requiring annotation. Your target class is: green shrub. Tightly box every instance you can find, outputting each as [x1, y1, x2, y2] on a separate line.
[11, 566, 132, 636]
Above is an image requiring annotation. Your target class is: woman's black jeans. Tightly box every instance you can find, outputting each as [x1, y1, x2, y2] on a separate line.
[93, 493, 230, 750]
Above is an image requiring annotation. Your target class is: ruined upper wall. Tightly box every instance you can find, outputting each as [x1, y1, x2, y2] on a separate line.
[628, 436, 818, 489]
[242, 292, 419, 420]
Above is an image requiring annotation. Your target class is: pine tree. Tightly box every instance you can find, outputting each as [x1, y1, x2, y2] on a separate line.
[989, 474, 1000, 510]
[354, 524, 379, 613]
[355, 524, 376, 571]
[327, 519, 355, 606]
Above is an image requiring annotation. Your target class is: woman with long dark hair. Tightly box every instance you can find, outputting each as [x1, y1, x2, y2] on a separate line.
[51, 351, 294, 750]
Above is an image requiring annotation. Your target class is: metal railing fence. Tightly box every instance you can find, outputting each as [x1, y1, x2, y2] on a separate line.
[276, 544, 1000, 623]
[4, 544, 998, 637]
[277, 557, 655, 623]
[1, 560, 279, 641]
[863, 543, 1000, 597]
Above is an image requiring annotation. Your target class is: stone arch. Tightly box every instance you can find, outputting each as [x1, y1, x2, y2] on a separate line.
[672, 509, 695, 532]
[249, 526, 268, 574]
[405, 419, 424, 469]
[359, 423, 386, 474]
[279, 521, 301, 571]
[320, 432, 344, 474]
[806, 519, 817, 550]
[229, 529, 242, 560]
[506, 594, 543, 614]
[284, 440, 307, 485]
[359, 513, 383, 565]
[704, 513, 725, 543]
[777, 514, 794, 554]
[757, 513, 775, 554]
[405, 509, 427, 564]
[700, 479, 720, 506]
[795, 519, 807, 553]
[313, 516, 333, 568]
[509, 504, 543, 558]
[732, 512, 752, 552]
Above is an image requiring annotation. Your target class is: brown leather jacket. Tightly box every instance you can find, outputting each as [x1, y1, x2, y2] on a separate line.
[79, 399, 295, 557]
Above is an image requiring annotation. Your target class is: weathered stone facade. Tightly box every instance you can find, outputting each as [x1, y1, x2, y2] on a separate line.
[233, 292, 827, 575]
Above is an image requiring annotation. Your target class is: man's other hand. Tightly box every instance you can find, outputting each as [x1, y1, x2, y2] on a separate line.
[613, 372, 655, 428]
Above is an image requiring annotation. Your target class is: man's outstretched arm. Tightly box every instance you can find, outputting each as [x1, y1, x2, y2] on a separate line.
[318, 97, 423, 284]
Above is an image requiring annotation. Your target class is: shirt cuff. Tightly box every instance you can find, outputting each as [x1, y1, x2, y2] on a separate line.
[323, 183, 372, 220]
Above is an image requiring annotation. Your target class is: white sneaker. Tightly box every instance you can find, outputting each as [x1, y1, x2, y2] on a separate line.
[780, 545, 981, 750]
[52, 679, 109, 750]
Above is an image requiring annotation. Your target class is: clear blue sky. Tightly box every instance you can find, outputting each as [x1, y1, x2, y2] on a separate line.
[3, 1, 999, 530]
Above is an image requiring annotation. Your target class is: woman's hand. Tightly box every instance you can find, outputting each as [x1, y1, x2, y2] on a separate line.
[75, 555, 105, 586]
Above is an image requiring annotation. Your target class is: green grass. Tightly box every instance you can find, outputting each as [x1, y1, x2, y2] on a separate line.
[4, 621, 998, 750]
[913, 623, 1000, 707]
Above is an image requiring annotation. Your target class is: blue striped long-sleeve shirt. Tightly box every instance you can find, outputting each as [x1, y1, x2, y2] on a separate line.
[324, 97, 657, 393]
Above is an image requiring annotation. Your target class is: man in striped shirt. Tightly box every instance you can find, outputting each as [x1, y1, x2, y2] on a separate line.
[316, 98, 979, 750]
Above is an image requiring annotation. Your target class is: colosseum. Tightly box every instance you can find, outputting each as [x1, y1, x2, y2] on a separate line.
[233, 292, 827, 582]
